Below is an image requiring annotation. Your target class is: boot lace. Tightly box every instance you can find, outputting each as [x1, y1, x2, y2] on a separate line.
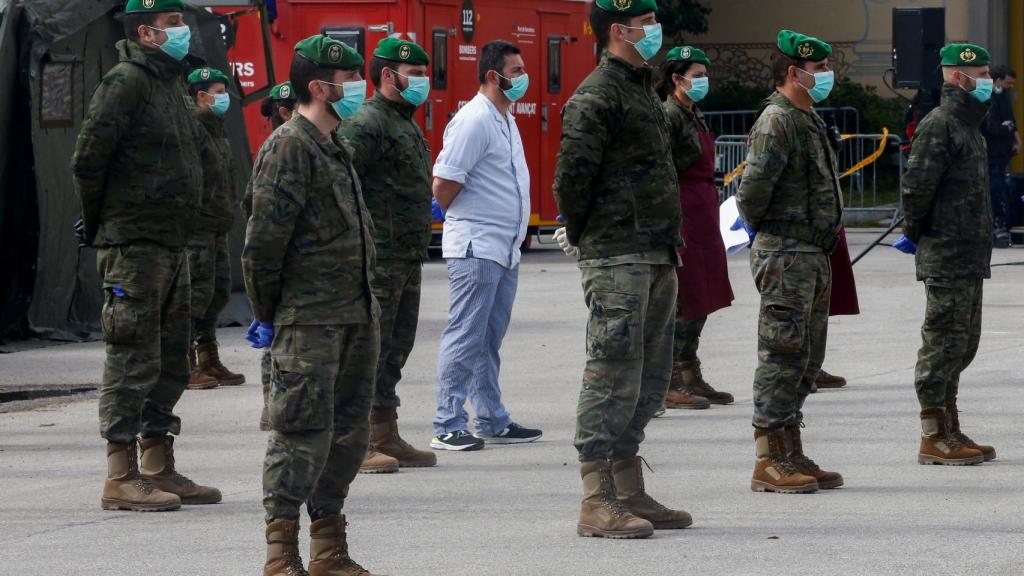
[280, 552, 310, 576]
[788, 452, 822, 474]
[133, 477, 157, 495]
[325, 550, 369, 575]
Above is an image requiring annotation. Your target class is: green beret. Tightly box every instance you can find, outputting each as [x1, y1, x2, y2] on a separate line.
[776, 29, 832, 62]
[125, 0, 185, 13]
[373, 37, 430, 66]
[294, 35, 364, 70]
[594, 0, 658, 16]
[270, 81, 296, 101]
[187, 67, 231, 87]
[665, 46, 710, 66]
[940, 43, 991, 67]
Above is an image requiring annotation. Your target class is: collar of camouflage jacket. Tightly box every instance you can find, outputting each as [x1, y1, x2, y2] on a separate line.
[373, 90, 417, 119]
[600, 51, 654, 83]
[670, 97, 708, 130]
[940, 82, 991, 127]
[293, 111, 350, 159]
[196, 107, 225, 135]
[116, 39, 187, 80]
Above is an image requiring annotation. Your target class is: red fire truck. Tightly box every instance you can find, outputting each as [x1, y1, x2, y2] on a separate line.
[215, 0, 595, 239]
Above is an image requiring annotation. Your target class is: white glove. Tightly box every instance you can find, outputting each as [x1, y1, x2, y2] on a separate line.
[553, 227, 579, 257]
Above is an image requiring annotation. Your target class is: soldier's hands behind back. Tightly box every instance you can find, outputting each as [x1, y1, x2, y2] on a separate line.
[730, 216, 756, 245]
[553, 226, 579, 258]
[246, 320, 274, 349]
[73, 217, 89, 247]
[892, 235, 917, 255]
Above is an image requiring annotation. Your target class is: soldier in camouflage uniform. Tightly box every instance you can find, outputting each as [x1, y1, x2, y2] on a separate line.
[735, 30, 844, 494]
[340, 37, 437, 473]
[242, 35, 382, 576]
[899, 43, 996, 466]
[553, 0, 691, 540]
[184, 66, 246, 390]
[71, 0, 220, 512]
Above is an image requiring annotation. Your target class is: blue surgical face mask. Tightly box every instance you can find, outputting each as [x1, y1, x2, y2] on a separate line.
[621, 23, 663, 62]
[497, 73, 529, 102]
[206, 92, 230, 116]
[684, 76, 709, 102]
[147, 25, 191, 61]
[321, 79, 367, 119]
[797, 68, 835, 103]
[961, 72, 993, 103]
[393, 70, 430, 107]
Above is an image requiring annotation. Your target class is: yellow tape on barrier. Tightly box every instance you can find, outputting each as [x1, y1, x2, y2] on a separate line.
[719, 127, 890, 188]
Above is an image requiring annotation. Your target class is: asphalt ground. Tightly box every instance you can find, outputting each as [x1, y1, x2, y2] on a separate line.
[2, 229, 1023, 575]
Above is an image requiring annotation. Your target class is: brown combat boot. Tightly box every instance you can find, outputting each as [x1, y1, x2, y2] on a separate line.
[369, 407, 437, 468]
[307, 515, 382, 576]
[751, 428, 819, 494]
[265, 518, 309, 576]
[101, 439, 181, 511]
[577, 460, 654, 539]
[665, 362, 710, 409]
[187, 345, 219, 390]
[918, 407, 985, 465]
[676, 360, 734, 405]
[813, 370, 847, 390]
[612, 456, 692, 529]
[357, 450, 399, 474]
[140, 435, 222, 504]
[784, 423, 843, 489]
[197, 341, 246, 386]
[946, 402, 996, 461]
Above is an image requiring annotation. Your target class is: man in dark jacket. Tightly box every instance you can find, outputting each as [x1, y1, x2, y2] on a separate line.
[981, 64, 1020, 247]
[71, 0, 220, 512]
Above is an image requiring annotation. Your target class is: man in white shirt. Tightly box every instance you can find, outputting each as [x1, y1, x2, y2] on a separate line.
[430, 40, 542, 451]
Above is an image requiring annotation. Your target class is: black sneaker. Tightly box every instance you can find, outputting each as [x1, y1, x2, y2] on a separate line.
[478, 423, 543, 445]
[430, 430, 484, 451]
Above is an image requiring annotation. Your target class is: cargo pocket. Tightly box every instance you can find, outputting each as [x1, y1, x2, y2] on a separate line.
[758, 297, 804, 354]
[586, 291, 641, 360]
[100, 283, 145, 345]
[268, 354, 331, 432]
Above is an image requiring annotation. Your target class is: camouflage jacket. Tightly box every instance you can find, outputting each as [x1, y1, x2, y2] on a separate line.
[903, 84, 992, 280]
[339, 92, 432, 261]
[72, 40, 202, 247]
[663, 97, 707, 175]
[195, 109, 237, 234]
[553, 53, 680, 260]
[242, 114, 377, 326]
[736, 91, 843, 252]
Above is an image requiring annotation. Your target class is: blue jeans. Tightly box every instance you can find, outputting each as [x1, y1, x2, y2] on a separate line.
[433, 251, 518, 436]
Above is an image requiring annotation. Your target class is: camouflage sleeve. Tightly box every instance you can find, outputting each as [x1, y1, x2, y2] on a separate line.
[241, 135, 310, 322]
[338, 110, 381, 176]
[901, 115, 949, 243]
[668, 106, 701, 175]
[553, 90, 614, 245]
[70, 65, 143, 242]
[735, 110, 794, 229]
[197, 119, 217, 210]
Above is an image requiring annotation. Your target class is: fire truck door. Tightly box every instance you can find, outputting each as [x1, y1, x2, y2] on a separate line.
[539, 13, 569, 223]
[423, 7, 454, 164]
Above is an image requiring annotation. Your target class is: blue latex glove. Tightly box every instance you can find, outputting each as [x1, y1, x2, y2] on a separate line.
[431, 197, 446, 223]
[730, 216, 757, 244]
[556, 214, 565, 224]
[892, 235, 917, 255]
[246, 320, 274, 349]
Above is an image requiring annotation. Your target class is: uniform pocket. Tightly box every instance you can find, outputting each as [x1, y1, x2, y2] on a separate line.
[758, 297, 805, 354]
[100, 283, 145, 345]
[268, 354, 331, 432]
[586, 291, 641, 360]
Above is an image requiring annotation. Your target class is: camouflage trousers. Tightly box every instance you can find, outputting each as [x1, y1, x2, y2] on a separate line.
[673, 312, 707, 363]
[575, 264, 677, 461]
[96, 243, 190, 443]
[914, 278, 983, 408]
[263, 322, 380, 522]
[371, 259, 422, 409]
[185, 231, 231, 345]
[750, 250, 831, 429]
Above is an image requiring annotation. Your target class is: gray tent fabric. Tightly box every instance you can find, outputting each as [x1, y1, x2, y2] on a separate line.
[1, 1, 253, 343]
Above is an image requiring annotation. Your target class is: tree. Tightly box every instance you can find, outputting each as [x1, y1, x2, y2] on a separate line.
[658, 0, 711, 42]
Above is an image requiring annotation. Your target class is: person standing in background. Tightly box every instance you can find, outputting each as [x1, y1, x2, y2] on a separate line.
[982, 64, 1020, 248]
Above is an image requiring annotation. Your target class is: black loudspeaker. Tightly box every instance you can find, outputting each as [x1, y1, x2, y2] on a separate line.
[892, 7, 945, 89]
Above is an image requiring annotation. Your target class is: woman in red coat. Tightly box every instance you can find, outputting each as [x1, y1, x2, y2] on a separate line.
[658, 46, 735, 409]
